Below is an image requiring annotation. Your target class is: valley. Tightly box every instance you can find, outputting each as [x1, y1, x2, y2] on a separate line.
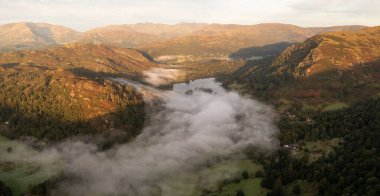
[0, 20, 379, 196]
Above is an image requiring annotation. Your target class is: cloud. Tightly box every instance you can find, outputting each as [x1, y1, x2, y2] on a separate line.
[143, 67, 181, 86]
[0, 0, 379, 30]
[54, 78, 279, 195]
[1, 77, 279, 195]
[289, 0, 380, 15]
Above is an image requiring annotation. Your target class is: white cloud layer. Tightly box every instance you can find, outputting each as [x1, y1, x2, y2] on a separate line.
[1, 77, 279, 195]
[0, 0, 379, 30]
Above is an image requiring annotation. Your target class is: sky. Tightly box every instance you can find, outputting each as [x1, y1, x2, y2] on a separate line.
[0, 0, 379, 31]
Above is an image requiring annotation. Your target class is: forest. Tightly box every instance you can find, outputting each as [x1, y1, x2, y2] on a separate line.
[260, 98, 380, 195]
[0, 69, 146, 141]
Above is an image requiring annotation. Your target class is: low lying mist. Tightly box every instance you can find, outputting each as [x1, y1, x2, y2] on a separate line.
[143, 67, 181, 86]
[1, 72, 279, 195]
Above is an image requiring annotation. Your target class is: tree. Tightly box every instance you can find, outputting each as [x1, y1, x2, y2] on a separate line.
[292, 184, 301, 195]
[271, 179, 283, 196]
[236, 190, 245, 196]
[242, 171, 249, 179]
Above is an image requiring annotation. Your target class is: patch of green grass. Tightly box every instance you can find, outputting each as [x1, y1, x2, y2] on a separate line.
[303, 138, 342, 162]
[323, 102, 349, 111]
[301, 104, 318, 112]
[0, 135, 9, 142]
[160, 159, 264, 196]
[0, 139, 57, 196]
[283, 180, 317, 196]
[228, 82, 249, 94]
[220, 178, 268, 196]
[0, 163, 53, 196]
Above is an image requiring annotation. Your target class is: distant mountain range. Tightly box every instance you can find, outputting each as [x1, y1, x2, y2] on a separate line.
[0, 22, 81, 52]
[0, 22, 367, 57]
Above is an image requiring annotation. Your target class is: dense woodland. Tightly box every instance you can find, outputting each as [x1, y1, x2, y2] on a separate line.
[0, 69, 145, 141]
[261, 98, 380, 195]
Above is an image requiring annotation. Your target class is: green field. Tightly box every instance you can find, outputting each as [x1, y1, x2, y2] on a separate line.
[159, 159, 266, 196]
[219, 178, 267, 196]
[0, 163, 53, 196]
[0, 134, 9, 142]
[323, 102, 349, 111]
[0, 135, 57, 196]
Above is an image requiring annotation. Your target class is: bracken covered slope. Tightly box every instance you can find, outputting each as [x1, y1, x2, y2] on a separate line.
[139, 24, 366, 58]
[0, 22, 81, 52]
[0, 43, 157, 75]
[271, 26, 380, 77]
[0, 44, 158, 141]
[228, 26, 380, 108]
[0, 22, 366, 56]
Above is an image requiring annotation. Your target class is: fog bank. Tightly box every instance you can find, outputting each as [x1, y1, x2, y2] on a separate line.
[1, 77, 279, 196]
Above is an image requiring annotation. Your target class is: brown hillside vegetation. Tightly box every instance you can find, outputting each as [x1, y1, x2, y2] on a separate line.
[271, 26, 380, 77]
[229, 26, 380, 109]
[80, 23, 208, 47]
[0, 22, 366, 56]
[0, 44, 157, 141]
[139, 24, 366, 58]
[0, 43, 157, 75]
[0, 22, 80, 52]
[140, 23, 314, 57]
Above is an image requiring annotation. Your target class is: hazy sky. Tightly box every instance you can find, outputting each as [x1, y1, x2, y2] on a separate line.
[0, 0, 379, 31]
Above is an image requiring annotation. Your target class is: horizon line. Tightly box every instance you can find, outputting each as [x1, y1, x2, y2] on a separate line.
[0, 20, 372, 32]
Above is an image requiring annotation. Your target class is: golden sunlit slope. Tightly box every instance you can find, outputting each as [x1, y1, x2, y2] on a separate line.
[0, 22, 366, 56]
[229, 26, 380, 108]
[0, 43, 157, 74]
[139, 23, 367, 58]
[271, 26, 380, 77]
[0, 22, 81, 52]
[81, 23, 208, 45]
[140, 23, 312, 57]
[0, 44, 158, 140]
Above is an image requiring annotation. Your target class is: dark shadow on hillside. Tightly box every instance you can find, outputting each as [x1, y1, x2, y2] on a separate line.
[0, 81, 146, 147]
[136, 49, 155, 62]
[221, 56, 275, 85]
[227, 57, 380, 107]
[229, 42, 293, 59]
[68, 68, 146, 85]
[0, 63, 19, 68]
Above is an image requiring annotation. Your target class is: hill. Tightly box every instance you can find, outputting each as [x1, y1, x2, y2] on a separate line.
[80, 23, 208, 47]
[0, 22, 367, 58]
[139, 23, 366, 58]
[0, 43, 156, 75]
[0, 22, 81, 52]
[271, 26, 380, 77]
[0, 44, 158, 141]
[227, 26, 380, 110]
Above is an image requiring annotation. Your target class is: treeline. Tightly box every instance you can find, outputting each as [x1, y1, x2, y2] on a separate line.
[0, 70, 145, 141]
[261, 98, 380, 195]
